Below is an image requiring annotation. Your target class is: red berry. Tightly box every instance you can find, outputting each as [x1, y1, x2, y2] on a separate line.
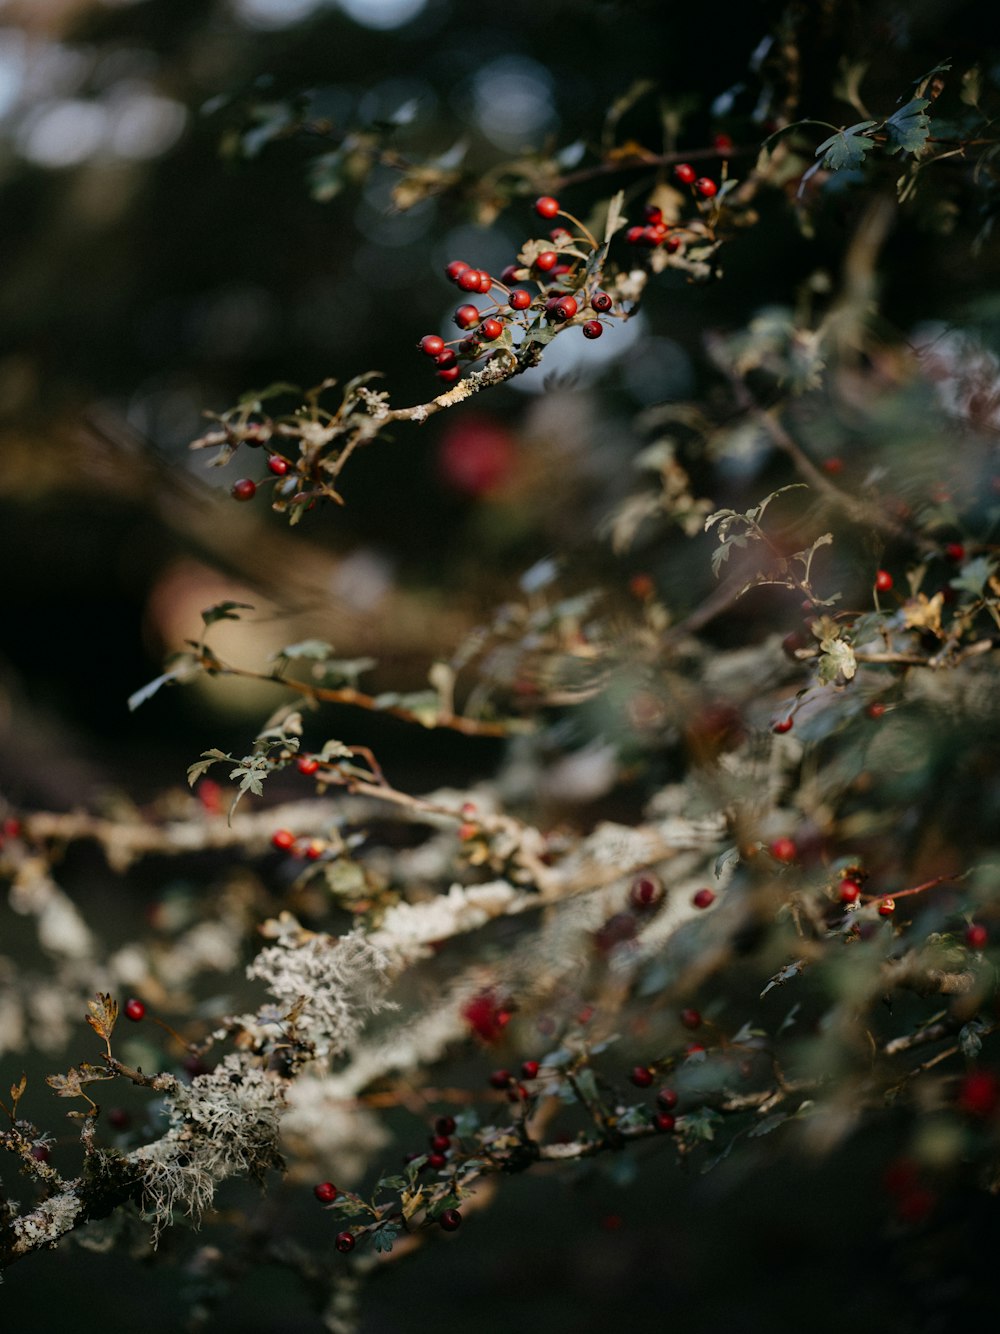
[875, 569, 893, 592]
[878, 897, 896, 917]
[439, 1208, 462, 1231]
[656, 1087, 678, 1110]
[427, 1152, 447, 1169]
[430, 1133, 451, 1153]
[458, 336, 481, 356]
[714, 132, 734, 153]
[966, 923, 989, 950]
[625, 225, 646, 245]
[124, 998, 146, 1022]
[419, 334, 445, 357]
[769, 837, 796, 863]
[488, 1069, 511, 1089]
[838, 879, 861, 904]
[297, 755, 320, 776]
[435, 349, 458, 370]
[509, 289, 532, 311]
[445, 260, 470, 282]
[674, 163, 696, 184]
[304, 839, 325, 860]
[507, 1083, 529, 1103]
[866, 702, 886, 720]
[582, 320, 603, 339]
[680, 1008, 702, 1030]
[107, 1107, 131, 1130]
[685, 1043, 705, 1056]
[944, 542, 965, 562]
[534, 250, 558, 272]
[335, 1231, 355, 1253]
[591, 291, 613, 313]
[521, 1060, 540, 1079]
[629, 1065, 654, 1088]
[695, 177, 718, 198]
[476, 271, 493, 294]
[454, 305, 480, 330]
[231, 478, 256, 502]
[552, 296, 577, 322]
[499, 264, 521, 284]
[643, 203, 663, 224]
[267, 454, 288, 476]
[479, 317, 504, 341]
[822, 456, 844, 474]
[629, 875, 664, 911]
[549, 226, 571, 241]
[458, 268, 483, 292]
[437, 366, 461, 384]
[654, 1112, 676, 1132]
[772, 718, 793, 734]
[314, 1181, 338, 1203]
[664, 236, 682, 253]
[957, 1069, 1000, 1117]
[535, 195, 560, 219]
[271, 828, 296, 851]
[435, 1115, 457, 1136]
[692, 888, 716, 910]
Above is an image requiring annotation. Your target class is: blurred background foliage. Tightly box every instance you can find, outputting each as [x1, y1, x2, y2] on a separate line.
[2, 0, 1000, 1329]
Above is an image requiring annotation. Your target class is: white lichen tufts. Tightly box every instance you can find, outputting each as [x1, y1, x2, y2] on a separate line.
[10, 1191, 83, 1256]
[246, 925, 395, 1060]
[135, 1053, 286, 1242]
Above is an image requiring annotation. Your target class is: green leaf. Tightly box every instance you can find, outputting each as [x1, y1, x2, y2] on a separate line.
[186, 749, 231, 787]
[127, 654, 202, 712]
[274, 639, 334, 661]
[236, 382, 299, 407]
[883, 98, 931, 156]
[814, 121, 877, 170]
[817, 635, 857, 684]
[201, 600, 254, 629]
[949, 555, 994, 597]
[748, 1112, 789, 1138]
[372, 1224, 400, 1254]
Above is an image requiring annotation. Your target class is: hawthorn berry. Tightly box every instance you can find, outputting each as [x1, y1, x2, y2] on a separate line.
[625, 225, 646, 245]
[629, 1065, 654, 1088]
[488, 1069, 511, 1089]
[507, 1083, 529, 1103]
[582, 320, 603, 339]
[680, 1008, 702, 1030]
[769, 837, 797, 863]
[875, 569, 894, 593]
[772, 718, 793, 734]
[124, 998, 146, 1022]
[822, 456, 844, 474]
[654, 1112, 676, 1132]
[643, 203, 664, 224]
[552, 296, 577, 322]
[267, 454, 288, 476]
[297, 755, 320, 776]
[664, 235, 682, 253]
[435, 1115, 457, 1136]
[656, 1087, 678, 1110]
[475, 271, 493, 294]
[479, 317, 504, 341]
[591, 291, 613, 313]
[838, 878, 862, 904]
[435, 349, 458, 370]
[335, 1231, 356, 1253]
[521, 1059, 540, 1079]
[454, 305, 480, 329]
[866, 702, 886, 720]
[439, 1208, 462, 1231]
[458, 337, 480, 356]
[695, 177, 718, 198]
[957, 1069, 1000, 1117]
[231, 478, 256, 502]
[314, 1181, 338, 1203]
[271, 828, 296, 851]
[549, 226, 571, 241]
[419, 334, 445, 357]
[458, 268, 483, 292]
[674, 163, 696, 184]
[944, 542, 965, 562]
[445, 260, 470, 282]
[535, 195, 560, 218]
[107, 1108, 131, 1130]
[509, 289, 532, 310]
[629, 875, 665, 911]
[31, 1144, 51, 1162]
[692, 888, 716, 910]
[427, 1152, 447, 1169]
[966, 923, 989, 950]
[534, 250, 558, 272]
[437, 366, 461, 384]
[878, 897, 896, 917]
[499, 264, 521, 284]
[430, 1134, 451, 1153]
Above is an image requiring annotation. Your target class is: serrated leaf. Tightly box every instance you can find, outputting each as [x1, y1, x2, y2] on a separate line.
[85, 993, 118, 1047]
[817, 635, 857, 684]
[883, 98, 931, 156]
[761, 960, 803, 997]
[187, 748, 231, 786]
[815, 121, 877, 170]
[372, 1224, 400, 1253]
[201, 600, 254, 629]
[949, 555, 994, 597]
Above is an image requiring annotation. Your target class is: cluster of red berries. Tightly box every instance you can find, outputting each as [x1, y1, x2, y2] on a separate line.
[271, 827, 329, 861]
[229, 453, 294, 503]
[416, 196, 613, 389]
[623, 165, 719, 253]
